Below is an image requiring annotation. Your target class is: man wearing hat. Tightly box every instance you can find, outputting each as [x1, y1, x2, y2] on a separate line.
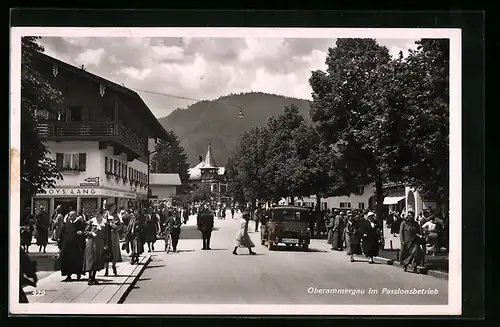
[197, 203, 214, 250]
[399, 209, 425, 272]
[331, 211, 345, 251]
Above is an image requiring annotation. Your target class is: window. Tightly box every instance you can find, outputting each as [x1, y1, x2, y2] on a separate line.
[56, 153, 86, 171]
[117, 162, 121, 177]
[68, 106, 82, 122]
[113, 160, 117, 175]
[129, 168, 132, 180]
[358, 202, 365, 210]
[123, 164, 127, 179]
[340, 202, 351, 208]
[105, 156, 109, 173]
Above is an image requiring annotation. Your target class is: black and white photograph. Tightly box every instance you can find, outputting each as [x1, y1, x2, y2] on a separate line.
[10, 27, 461, 315]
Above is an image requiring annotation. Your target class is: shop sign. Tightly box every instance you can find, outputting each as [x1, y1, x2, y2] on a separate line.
[45, 188, 97, 196]
[80, 177, 100, 187]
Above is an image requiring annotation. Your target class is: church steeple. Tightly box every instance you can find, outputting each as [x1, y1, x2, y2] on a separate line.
[202, 142, 217, 169]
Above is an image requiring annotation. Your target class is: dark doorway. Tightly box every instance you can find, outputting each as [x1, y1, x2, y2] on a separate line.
[54, 198, 77, 215]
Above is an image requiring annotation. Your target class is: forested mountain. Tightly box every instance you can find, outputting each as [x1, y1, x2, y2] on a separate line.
[156, 92, 311, 167]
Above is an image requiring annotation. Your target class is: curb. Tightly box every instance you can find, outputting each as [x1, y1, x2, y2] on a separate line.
[111, 255, 152, 304]
[374, 256, 449, 280]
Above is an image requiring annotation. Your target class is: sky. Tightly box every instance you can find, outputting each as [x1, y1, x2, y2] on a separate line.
[38, 37, 419, 118]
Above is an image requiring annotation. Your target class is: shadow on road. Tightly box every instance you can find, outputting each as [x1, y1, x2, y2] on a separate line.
[177, 249, 196, 253]
[137, 278, 152, 282]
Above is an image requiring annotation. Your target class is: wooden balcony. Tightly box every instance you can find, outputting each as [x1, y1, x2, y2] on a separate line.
[37, 121, 147, 159]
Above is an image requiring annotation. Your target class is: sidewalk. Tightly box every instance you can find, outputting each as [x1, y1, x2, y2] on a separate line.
[24, 254, 151, 303]
[377, 222, 449, 279]
[24, 237, 152, 303]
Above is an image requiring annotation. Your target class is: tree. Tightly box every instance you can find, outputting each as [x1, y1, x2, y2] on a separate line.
[150, 130, 191, 194]
[21, 36, 63, 209]
[309, 38, 393, 222]
[396, 39, 450, 217]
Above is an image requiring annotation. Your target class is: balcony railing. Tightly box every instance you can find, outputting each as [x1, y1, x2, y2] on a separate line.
[37, 121, 147, 157]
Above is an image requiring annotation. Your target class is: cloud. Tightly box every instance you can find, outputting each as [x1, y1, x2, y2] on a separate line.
[38, 36, 419, 118]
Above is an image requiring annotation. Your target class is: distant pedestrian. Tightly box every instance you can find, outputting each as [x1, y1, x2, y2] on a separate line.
[83, 208, 106, 285]
[35, 206, 50, 253]
[126, 209, 144, 264]
[232, 211, 256, 255]
[197, 204, 214, 250]
[253, 207, 261, 232]
[399, 209, 425, 272]
[51, 205, 64, 242]
[144, 208, 158, 252]
[360, 212, 381, 264]
[170, 209, 182, 252]
[331, 212, 345, 251]
[58, 211, 86, 281]
[231, 207, 235, 219]
[21, 207, 34, 253]
[104, 203, 122, 276]
[344, 213, 362, 262]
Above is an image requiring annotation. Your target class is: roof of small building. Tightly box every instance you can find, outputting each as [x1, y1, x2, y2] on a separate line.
[149, 173, 182, 186]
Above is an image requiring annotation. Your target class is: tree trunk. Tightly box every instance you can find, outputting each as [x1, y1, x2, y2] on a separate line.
[375, 180, 385, 226]
[315, 194, 321, 238]
[290, 196, 295, 205]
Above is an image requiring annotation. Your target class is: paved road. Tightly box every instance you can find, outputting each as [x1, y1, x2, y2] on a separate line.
[124, 211, 448, 305]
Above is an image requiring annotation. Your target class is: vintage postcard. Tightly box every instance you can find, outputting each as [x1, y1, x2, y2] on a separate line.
[10, 27, 461, 315]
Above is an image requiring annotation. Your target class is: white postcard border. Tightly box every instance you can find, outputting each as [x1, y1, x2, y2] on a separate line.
[9, 27, 462, 316]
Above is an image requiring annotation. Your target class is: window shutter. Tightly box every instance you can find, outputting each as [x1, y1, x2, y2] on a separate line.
[79, 153, 87, 171]
[105, 156, 108, 172]
[56, 153, 63, 168]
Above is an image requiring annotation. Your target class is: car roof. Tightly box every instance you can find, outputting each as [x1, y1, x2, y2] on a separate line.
[271, 206, 310, 211]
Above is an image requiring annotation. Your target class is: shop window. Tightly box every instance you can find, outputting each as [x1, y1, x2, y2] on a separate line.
[358, 202, 365, 210]
[340, 202, 351, 208]
[56, 152, 86, 171]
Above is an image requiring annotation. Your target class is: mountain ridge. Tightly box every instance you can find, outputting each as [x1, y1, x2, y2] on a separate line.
[155, 92, 312, 167]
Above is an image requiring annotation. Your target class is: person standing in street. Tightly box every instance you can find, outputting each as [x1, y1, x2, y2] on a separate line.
[35, 206, 50, 253]
[232, 211, 256, 255]
[125, 212, 144, 265]
[58, 211, 86, 281]
[253, 206, 261, 232]
[331, 212, 345, 251]
[170, 208, 183, 252]
[344, 213, 363, 262]
[51, 205, 64, 242]
[231, 206, 235, 219]
[21, 207, 35, 253]
[83, 208, 106, 285]
[104, 203, 122, 276]
[399, 209, 425, 272]
[197, 204, 214, 250]
[360, 212, 381, 264]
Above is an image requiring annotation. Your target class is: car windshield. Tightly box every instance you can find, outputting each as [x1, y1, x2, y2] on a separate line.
[273, 209, 308, 222]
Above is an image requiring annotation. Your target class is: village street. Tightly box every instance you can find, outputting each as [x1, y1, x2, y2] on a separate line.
[123, 211, 448, 305]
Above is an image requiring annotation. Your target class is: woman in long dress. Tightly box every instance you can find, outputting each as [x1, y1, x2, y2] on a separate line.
[331, 213, 345, 251]
[144, 208, 158, 252]
[20, 207, 34, 253]
[35, 207, 50, 253]
[344, 213, 363, 262]
[360, 212, 381, 264]
[399, 210, 425, 272]
[104, 203, 122, 276]
[82, 208, 106, 285]
[326, 213, 335, 248]
[58, 211, 86, 281]
[232, 211, 256, 255]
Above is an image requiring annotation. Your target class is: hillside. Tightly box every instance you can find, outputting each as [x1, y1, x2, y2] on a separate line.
[156, 92, 311, 167]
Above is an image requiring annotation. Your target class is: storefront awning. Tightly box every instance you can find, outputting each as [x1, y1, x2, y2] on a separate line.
[383, 196, 406, 205]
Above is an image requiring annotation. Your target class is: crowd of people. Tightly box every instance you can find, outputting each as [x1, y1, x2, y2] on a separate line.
[20, 201, 188, 287]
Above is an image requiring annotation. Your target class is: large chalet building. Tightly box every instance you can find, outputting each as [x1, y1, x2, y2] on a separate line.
[31, 51, 168, 216]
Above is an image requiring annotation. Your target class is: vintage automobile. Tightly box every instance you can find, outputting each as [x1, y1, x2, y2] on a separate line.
[260, 205, 311, 250]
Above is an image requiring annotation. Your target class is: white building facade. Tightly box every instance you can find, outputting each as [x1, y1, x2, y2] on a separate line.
[30, 52, 168, 216]
[280, 184, 376, 210]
